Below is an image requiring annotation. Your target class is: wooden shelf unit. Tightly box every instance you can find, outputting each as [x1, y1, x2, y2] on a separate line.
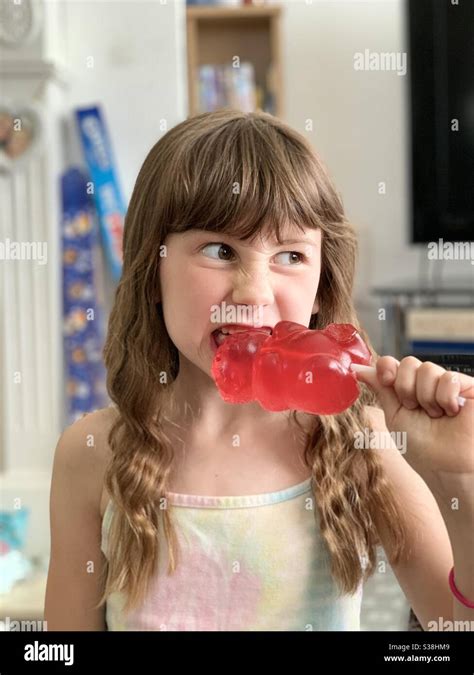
[186, 4, 284, 118]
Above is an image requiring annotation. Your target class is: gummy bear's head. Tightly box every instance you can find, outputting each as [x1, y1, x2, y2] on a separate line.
[270, 321, 372, 366]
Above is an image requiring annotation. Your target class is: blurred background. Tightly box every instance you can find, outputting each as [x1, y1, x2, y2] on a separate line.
[0, 0, 473, 631]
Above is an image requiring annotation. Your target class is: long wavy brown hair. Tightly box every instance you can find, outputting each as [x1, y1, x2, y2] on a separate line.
[98, 109, 409, 614]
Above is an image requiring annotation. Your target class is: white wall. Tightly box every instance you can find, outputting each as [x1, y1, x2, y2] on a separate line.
[58, 0, 187, 202]
[54, 0, 188, 313]
[282, 0, 473, 351]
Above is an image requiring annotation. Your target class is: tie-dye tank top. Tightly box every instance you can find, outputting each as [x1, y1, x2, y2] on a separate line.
[101, 476, 364, 631]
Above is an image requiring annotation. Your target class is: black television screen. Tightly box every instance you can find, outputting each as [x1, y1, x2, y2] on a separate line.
[407, 0, 474, 243]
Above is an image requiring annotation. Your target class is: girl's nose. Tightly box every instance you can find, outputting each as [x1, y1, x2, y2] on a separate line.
[231, 270, 274, 308]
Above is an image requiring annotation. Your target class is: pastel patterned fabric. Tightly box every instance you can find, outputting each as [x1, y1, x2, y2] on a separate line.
[101, 477, 363, 631]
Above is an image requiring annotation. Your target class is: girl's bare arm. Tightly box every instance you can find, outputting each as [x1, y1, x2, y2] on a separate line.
[44, 411, 112, 631]
[367, 405, 456, 629]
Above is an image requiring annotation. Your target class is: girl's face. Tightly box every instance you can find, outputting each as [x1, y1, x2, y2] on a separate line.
[158, 226, 322, 375]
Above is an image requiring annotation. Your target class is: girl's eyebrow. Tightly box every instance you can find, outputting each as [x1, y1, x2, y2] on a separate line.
[278, 238, 317, 247]
[190, 230, 317, 247]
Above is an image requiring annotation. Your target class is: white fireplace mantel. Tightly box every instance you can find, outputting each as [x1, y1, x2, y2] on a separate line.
[0, 52, 68, 557]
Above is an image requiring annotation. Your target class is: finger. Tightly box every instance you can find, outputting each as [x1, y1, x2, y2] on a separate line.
[438, 370, 474, 411]
[436, 371, 463, 417]
[350, 363, 401, 423]
[415, 361, 445, 417]
[456, 371, 474, 398]
[352, 364, 467, 407]
[375, 355, 400, 386]
[392, 356, 422, 410]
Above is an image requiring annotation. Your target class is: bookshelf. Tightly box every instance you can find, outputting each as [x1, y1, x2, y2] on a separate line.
[186, 4, 284, 117]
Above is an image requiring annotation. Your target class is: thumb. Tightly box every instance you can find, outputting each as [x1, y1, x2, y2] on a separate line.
[350, 364, 401, 422]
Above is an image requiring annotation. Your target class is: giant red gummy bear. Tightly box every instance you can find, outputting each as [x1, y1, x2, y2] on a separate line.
[211, 320, 372, 415]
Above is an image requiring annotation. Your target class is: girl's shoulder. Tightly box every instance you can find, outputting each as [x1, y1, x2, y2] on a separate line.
[72, 404, 117, 461]
[76, 403, 118, 442]
[55, 406, 117, 519]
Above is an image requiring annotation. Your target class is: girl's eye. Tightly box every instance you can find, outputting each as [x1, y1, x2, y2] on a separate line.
[274, 251, 307, 265]
[201, 243, 235, 261]
[200, 243, 307, 265]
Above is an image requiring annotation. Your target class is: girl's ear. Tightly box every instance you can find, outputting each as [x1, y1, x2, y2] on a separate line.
[312, 297, 319, 315]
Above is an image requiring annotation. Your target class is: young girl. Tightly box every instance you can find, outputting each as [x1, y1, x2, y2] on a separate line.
[44, 109, 473, 632]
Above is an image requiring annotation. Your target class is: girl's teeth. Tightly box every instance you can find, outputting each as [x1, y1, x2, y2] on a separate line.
[214, 327, 271, 347]
[214, 329, 243, 346]
[215, 330, 228, 346]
